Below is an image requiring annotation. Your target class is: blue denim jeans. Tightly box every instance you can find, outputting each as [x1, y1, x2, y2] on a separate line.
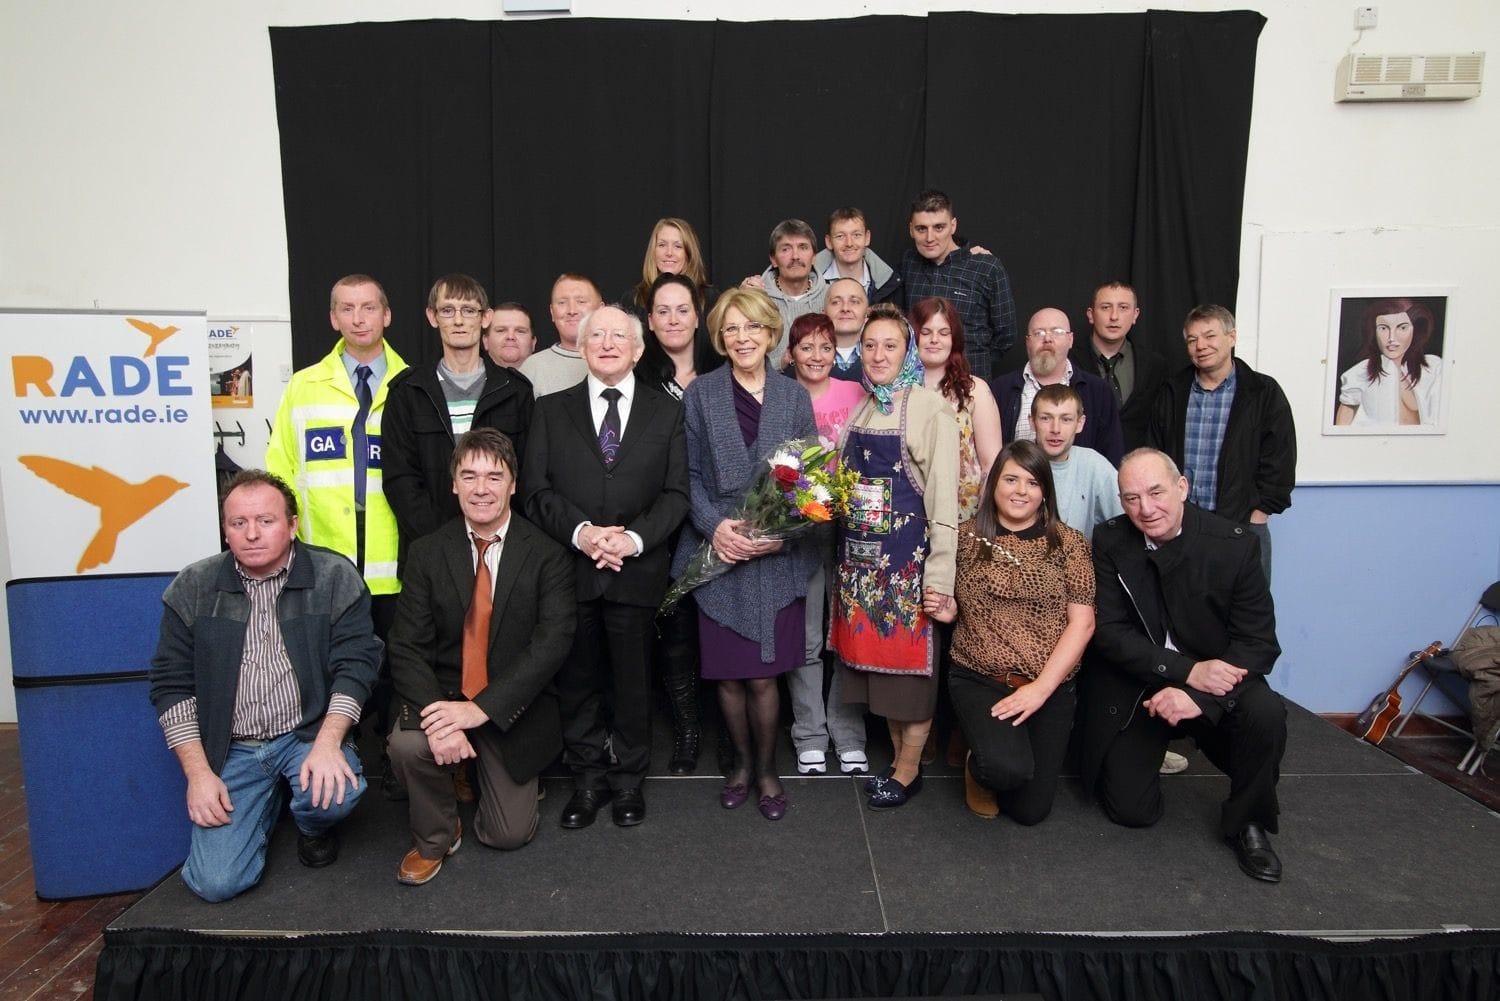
[181, 731, 365, 902]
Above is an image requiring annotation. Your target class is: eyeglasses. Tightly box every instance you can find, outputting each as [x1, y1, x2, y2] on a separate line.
[1028, 327, 1071, 341]
[722, 322, 766, 338]
[586, 329, 633, 343]
[437, 305, 482, 319]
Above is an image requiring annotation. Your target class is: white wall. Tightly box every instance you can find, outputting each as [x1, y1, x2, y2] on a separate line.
[2, 0, 1497, 721]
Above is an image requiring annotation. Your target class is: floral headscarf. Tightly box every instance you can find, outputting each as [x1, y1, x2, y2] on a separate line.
[860, 315, 926, 414]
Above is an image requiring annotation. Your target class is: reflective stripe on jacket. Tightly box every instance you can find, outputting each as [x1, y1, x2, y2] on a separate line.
[266, 340, 409, 595]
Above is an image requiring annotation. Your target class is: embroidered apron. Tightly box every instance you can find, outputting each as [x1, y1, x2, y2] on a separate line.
[829, 393, 935, 675]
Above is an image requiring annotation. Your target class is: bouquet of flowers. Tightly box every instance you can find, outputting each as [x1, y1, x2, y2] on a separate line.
[660, 437, 859, 614]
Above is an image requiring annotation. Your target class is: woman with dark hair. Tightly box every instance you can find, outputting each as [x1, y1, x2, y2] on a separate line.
[636, 273, 723, 400]
[830, 302, 959, 809]
[677, 287, 817, 820]
[635, 273, 723, 775]
[782, 313, 870, 776]
[913, 297, 1002, 521]
[928, 439, 1095, 825]
[626, 218, 719, 321]
[1335, 297, 1442, 427]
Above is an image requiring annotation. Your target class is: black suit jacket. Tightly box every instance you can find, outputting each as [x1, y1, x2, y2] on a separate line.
[1069, 334, 1168, 452]
[1080, 504, 1279, 787]
[520, 378, 690, 606]
[387, 514, 575, 783]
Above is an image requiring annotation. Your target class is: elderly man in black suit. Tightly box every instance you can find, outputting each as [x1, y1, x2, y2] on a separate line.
[1083, 448, 1288, 883]
[521, 304, 690, 829]
[386, 428, 574, 885]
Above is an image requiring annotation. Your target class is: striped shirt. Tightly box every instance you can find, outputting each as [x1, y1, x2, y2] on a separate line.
[1184, 366, 1237, 511]
[158, 551, 361, 749]
[1013, 361, 1073, 443]
[437, 361, 485, 436]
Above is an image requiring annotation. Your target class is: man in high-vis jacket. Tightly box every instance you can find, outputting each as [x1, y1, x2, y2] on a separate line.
[268, 274, 408, 784]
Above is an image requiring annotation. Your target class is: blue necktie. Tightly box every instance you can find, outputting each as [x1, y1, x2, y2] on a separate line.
[352, 365, 372, 509]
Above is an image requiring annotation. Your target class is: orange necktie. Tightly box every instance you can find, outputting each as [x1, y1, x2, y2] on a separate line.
[461, 534, 496, 699]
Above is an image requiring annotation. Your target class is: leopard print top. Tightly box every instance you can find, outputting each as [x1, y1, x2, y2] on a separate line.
[949, 518, 1095, 683]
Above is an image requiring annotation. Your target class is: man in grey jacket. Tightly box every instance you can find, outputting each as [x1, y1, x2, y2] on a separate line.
[740, 218, 829, 366]
[811, 207, 903, 305]
[149, 470, 382, 902]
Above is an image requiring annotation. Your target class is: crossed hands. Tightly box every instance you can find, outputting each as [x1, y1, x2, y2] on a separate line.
[422, 700, 487, 766]
[579, 523, 639, 572]
[1144, 658, 1247, 726]
[1187, 658, 1247, 696]
[712, 518, 783, 563]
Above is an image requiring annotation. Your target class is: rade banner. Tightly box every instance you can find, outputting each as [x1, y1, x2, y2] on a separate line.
[0, 310, 219, 578]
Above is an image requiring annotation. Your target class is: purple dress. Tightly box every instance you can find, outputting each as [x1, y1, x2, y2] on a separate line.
[697, 378, 805, 680]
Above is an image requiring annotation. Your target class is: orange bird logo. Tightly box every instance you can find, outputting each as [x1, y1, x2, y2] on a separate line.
[19, 456, 189, 572]
[125, 318, 181, 357]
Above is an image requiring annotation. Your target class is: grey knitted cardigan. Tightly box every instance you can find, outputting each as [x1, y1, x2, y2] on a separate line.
[674, 365, 818, 661]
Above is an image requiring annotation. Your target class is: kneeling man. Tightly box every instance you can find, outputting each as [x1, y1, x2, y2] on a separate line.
[387, 428, 574, 884]
[150, 470, 383, 902]
[1084, 448, 1288, 882]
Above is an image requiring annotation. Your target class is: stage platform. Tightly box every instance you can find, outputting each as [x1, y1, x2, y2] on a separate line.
[95, 703, 1500, 1000]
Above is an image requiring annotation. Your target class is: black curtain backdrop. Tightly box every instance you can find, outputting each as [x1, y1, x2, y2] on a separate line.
[270, 12, 1263, 371]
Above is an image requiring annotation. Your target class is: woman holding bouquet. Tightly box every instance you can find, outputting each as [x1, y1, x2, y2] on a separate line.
[831, 302, 959, 809]
[676, 287, 817, 820]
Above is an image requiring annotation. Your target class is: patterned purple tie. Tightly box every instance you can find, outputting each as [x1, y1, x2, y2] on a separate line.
[599, 387, 622, 465]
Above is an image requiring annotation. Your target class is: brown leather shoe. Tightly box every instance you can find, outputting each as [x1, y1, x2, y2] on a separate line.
[397, 821, 462, 885]
[964, 751, 999, 819]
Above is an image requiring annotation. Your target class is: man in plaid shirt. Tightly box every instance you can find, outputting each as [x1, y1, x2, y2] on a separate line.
[898, 189, 1017, 378]
[1146, 305, 1296, 586]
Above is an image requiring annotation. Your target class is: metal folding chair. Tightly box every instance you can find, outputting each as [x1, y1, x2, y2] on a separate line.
[1391, 581, 1500, 774]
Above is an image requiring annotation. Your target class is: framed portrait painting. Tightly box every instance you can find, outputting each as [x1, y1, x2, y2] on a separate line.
[1325, 288, 1451, 435]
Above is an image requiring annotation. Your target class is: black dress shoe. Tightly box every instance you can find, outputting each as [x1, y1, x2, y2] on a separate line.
[297, 829, 340, 868]
[668, 729, 700, 775]
[612, 787, 646, 827]
[1227, 823, 1282, 882]
[560, 788, 611, 829]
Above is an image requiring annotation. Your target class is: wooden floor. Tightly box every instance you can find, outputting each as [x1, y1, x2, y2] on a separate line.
[0, 716, 1496, 1000]
[0, 725, 140, 1001]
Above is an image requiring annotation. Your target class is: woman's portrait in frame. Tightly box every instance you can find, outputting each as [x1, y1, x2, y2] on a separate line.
[1327, 291, 1449, 435]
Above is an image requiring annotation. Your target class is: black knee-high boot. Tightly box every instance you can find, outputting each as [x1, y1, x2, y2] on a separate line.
[660, 599, 701, 774]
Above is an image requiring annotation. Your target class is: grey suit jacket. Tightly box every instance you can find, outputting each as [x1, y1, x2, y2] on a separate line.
[675, 365, 818, 660]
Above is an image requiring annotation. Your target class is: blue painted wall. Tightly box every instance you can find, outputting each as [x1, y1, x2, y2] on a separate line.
[1268, 483, 1500, 714]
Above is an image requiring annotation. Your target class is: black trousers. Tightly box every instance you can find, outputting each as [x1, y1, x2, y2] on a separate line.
[949, 666, 1076, 826]
[557, 597, 655, 791]
[1096, 675, 1286, 837]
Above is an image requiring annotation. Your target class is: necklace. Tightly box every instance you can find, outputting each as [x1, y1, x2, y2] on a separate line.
[976, 536, 1023, 567]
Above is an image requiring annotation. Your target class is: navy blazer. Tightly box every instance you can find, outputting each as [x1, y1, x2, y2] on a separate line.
[521, 377, 690, 607]
[990, 367, 1125, 466]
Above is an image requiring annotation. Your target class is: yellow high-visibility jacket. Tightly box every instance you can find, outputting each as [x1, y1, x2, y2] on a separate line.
[266, 340, 409, 595]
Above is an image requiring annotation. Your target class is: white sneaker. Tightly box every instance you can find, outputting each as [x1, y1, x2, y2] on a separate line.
[1160, 750, 1189, 774]
[837, 749, 869, 774]
[797, 749, 827, 774]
